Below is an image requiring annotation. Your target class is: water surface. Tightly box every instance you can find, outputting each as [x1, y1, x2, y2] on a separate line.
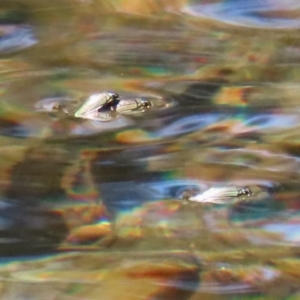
[0, 1, 300, 299]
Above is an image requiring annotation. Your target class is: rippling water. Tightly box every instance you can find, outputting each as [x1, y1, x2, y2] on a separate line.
[1, 0, 300, 299]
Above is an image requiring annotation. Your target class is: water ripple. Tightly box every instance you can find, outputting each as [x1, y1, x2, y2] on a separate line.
[184, 0, 300, 28]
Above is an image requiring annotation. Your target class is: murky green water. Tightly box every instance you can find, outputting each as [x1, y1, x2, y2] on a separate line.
[1, 0, 300, 299]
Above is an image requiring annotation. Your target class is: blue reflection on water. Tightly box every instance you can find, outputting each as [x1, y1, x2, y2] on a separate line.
[157, 114, 224, 137]
[0, 25, 37, 54]
[184, 0, 300, 28]
[100, 179, 205, 211]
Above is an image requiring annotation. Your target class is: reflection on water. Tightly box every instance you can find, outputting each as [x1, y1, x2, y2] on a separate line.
[0, 25, 37, 54]
[1, 0, 300, 299]
[185, 0, 300, 28]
